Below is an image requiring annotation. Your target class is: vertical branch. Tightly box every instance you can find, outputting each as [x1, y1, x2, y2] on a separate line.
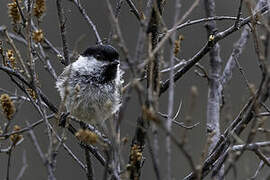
[166, 0, 181, 180]
[263, 16, 270, 58]
[111, 2, 125, 174]
[134, 0, 153, 65]
[6, 147, 13, 180]
[107, 0, 124, 43]
[146, 134, 161, 180]
[147, 32, 160, 180]
[147, 1, 163, 94]
[85, 149, 94, 180]
[129, 115, 148, 180]
[148, 2, 165, 163]
[235, 0, 244, 28]
[203, 0, 223, 179]
[56, 0, 70, 65]
[26, 0, 35, 84]
[105, 1, 136, 178]
[128, 1, 165, 179]
[111, 2, 155, 177]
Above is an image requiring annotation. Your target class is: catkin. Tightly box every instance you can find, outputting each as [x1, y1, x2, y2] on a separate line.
[0, 94, 15, 120]
[33, 29, 44, 43]
[34, 0, 46, 19]
[75, 129, 98, 145]
[10, 125, 23, 145]
[8, 2, 21, 24]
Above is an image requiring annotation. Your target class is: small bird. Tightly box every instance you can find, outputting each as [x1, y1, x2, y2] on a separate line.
[56, 44, 123, 126]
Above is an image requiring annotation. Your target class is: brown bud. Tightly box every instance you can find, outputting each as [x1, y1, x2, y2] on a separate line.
[8, 2, 21, 24]
[174, 34, 184, 56]
[26, 88, 37, 100]
[0, 94, 15, 120]
[130, 144, 142, 166]
[10, 125, 23, 145]
[142, 105, 160, 123]
[75, 129, 98, 145]
[6, 50, 16, 69]
[32, 29, 44, 43]
[6, 50, 14, 59]
[34, 0, 46, 19]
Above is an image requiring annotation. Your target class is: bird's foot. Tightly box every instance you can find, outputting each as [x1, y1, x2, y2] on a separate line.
[59, 112, 70, 127]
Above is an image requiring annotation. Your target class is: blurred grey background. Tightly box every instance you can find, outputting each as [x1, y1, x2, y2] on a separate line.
[0, 0, 269, 179]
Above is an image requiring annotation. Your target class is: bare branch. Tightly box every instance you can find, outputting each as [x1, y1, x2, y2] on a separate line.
[71, 0, 102, 44]
[160, 5, 269, 95]
[85, 149, 95, 180]
[125, 0, 141, 22]
[3, 27, 30, 78]
[56, 0, 70, 65]
[15, 151, 28, 180]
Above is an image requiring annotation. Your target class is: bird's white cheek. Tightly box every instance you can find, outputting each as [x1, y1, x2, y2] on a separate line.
[72, 56, 103, 74]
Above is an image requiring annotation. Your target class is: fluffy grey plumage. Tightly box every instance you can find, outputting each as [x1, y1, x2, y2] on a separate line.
[56, 45, 123, 125]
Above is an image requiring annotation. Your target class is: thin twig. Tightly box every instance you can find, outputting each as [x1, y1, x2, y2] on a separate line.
[250, 160, 265, 179]
[6, 145, 13, 180]
[15, 0, 26, 25]
[253, 149, 270, 167]
[125, 0, 141, 22]
[221, 25, 250, 86]
[231, 141, 270, 151]
[71, 0, 102, 44]
[105, 0, 134, 76]
[185, 69, 270, 179]
[3, 27, 30, 78]
[0, 114, 54, 139]
[149, 0, 200, 58]
[234, 0, 244, 28]
[48, 122, 87, 172]
[26, 120, 46, 163]
[160, 5, 269, 95]
[36, 44, 58, 80]
[15, 150, 28, 180]
[134, 0, 153, 65]
[169, 16, 244, 33]
[85, 149, 95, 180]
[56, 0, 70, 65]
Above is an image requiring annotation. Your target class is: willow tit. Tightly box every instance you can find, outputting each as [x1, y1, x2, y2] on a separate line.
[56, 45, 123, 126]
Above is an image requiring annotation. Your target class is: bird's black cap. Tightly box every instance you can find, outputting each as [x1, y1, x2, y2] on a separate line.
[81, 45, 119, 62]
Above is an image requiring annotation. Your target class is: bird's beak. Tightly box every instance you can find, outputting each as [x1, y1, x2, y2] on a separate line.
[110, 60, 119, 66]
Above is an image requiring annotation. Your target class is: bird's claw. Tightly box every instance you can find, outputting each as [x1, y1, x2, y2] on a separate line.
[59, 112, 70, 127]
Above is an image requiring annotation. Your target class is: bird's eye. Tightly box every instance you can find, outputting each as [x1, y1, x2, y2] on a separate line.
[95, 54, 102, 60]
